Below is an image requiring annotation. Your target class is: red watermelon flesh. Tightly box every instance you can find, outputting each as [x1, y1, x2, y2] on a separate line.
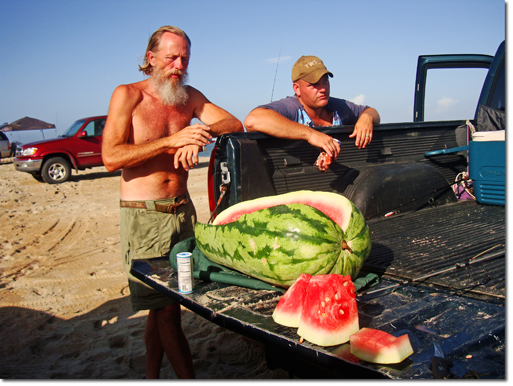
[213, 190, 354, 232]
[297, 274, 359, 347]
[272, 273, 312, 327]
[349, 328, 414, 364]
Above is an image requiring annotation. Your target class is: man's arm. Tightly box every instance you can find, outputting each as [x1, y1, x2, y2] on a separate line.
[173, 87, 244, 170]
[244, 107, 340, 157]
[102, 84, 213, 172]
[349, 107, 380, 149]
[190, 87, 243, 136]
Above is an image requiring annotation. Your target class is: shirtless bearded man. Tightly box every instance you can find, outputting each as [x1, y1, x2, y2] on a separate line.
[102, 26, 243, 379]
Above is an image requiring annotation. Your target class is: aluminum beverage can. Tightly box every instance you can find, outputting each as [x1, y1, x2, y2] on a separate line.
[176, 252, 194, 294]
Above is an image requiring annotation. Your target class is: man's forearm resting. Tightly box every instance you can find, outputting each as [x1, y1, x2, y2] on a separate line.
[362, 107, 380, 124]
[208, 117, 243, 136]
[244, 108, 311, 140]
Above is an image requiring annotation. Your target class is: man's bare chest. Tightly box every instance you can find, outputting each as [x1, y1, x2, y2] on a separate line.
[132, 102, 194, 142]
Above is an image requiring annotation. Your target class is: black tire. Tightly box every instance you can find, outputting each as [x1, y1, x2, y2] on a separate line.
[41, 157, 72, 184]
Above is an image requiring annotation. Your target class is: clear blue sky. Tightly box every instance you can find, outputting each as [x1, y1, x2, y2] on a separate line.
[0, 0, 505, 134]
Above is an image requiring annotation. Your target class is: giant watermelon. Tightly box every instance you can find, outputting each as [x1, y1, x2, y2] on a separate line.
[195, 203, 370, 288]
[195, 192, 371, 288]
[297, 274, 359, 346]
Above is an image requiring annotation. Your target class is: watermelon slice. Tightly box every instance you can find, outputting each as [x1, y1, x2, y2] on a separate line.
[296, 274, 359, 347]
[349, 328, 414, 364]
[272, 273, 312, 327]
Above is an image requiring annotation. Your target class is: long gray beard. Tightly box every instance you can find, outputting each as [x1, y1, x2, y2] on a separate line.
[151, 69, 189, 106]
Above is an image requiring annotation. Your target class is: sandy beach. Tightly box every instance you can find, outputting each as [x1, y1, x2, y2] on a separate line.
[0, 157, 288, 379]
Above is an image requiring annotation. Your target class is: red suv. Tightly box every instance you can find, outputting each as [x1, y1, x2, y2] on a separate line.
[14, 115, 107, 184]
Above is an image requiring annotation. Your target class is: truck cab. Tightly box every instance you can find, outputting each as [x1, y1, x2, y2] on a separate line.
[414, 41, 505, 122]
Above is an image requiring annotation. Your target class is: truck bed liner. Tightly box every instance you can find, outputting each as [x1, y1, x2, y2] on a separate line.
[364, 200, 505, 302]
[130, 201, 505, 379]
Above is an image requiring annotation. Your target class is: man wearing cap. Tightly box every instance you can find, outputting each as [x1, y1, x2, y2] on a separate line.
[244, 55, 380, 158]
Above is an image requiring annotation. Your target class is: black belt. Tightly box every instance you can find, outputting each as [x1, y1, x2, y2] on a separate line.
[120, 198, 188, 214]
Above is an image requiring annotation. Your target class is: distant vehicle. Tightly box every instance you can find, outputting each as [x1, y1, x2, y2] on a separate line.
[0, 130, 11, 159]
[14, 116, 107, 183]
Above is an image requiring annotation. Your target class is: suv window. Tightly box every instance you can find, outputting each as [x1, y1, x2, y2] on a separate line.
[82, 118, 106, 137]
[82, 121, 95, 136]
[0, 131, 8, 141]
[62, 119, 86, 137]
[487, 59, 505, 110]
[95, 119, 106, 136]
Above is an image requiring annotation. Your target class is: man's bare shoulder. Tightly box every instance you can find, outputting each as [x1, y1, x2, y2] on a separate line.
[186, 85, 208, 104]
[185, 85, 215, 116]
[112, 80, 150, 103]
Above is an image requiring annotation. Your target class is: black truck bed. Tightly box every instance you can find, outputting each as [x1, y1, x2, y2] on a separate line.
[131, 200, 505, 379]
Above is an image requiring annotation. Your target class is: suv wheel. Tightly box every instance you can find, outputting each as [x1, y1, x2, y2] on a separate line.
[41, 157, 71, 184]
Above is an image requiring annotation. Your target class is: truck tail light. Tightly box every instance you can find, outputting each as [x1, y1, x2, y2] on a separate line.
[207, 145, 218, 215]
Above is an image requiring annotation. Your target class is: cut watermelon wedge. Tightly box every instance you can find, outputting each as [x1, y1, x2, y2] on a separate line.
[349, 328, 414, 364]
[272, 273, 312, 327]
[297, 274, 359, 347]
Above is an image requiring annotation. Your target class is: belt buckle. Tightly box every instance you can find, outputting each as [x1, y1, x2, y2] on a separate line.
[156, 198, 187, 214]
[167, 204, 178, 214]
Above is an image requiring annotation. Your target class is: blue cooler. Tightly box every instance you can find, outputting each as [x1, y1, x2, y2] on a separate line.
[469, 131, 505, 206]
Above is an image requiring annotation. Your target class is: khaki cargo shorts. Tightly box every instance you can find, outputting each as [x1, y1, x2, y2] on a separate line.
[120, 192, 196, 312]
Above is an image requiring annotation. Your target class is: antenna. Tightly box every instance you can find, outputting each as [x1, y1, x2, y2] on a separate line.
[270, 47, 282, 102]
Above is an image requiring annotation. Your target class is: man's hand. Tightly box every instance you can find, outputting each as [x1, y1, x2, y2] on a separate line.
[349, 107, 380, 149]
[167, 123, 212, 150]
[169, 123, 213, 170]
[174, 144, 202, 170]
[308, 131, 341, 158]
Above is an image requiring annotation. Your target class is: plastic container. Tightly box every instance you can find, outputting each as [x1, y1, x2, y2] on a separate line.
[469, 131, 505, 206]
[176, 252, 194, 293]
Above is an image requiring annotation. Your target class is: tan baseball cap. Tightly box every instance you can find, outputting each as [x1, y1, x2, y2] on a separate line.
[291, 55, 333, 84]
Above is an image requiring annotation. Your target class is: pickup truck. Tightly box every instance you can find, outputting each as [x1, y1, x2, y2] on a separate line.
[13, 116, 107, 184]
[131, 41, 505, 379]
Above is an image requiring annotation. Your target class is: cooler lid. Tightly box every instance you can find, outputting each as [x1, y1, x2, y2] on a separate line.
[472, 130, 505, 142]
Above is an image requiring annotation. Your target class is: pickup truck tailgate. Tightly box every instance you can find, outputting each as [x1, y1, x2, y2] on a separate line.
[131, 201, 504, 379]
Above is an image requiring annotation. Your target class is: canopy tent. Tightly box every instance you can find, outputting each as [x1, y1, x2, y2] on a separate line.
[1, 116, 55, 132]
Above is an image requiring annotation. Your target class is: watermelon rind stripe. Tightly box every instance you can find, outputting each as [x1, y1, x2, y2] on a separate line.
[341, 202, 366, 241]
[348, 225, 372, 260]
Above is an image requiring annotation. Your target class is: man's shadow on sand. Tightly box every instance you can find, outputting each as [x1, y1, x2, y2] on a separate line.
[0, 296, 152, 378]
